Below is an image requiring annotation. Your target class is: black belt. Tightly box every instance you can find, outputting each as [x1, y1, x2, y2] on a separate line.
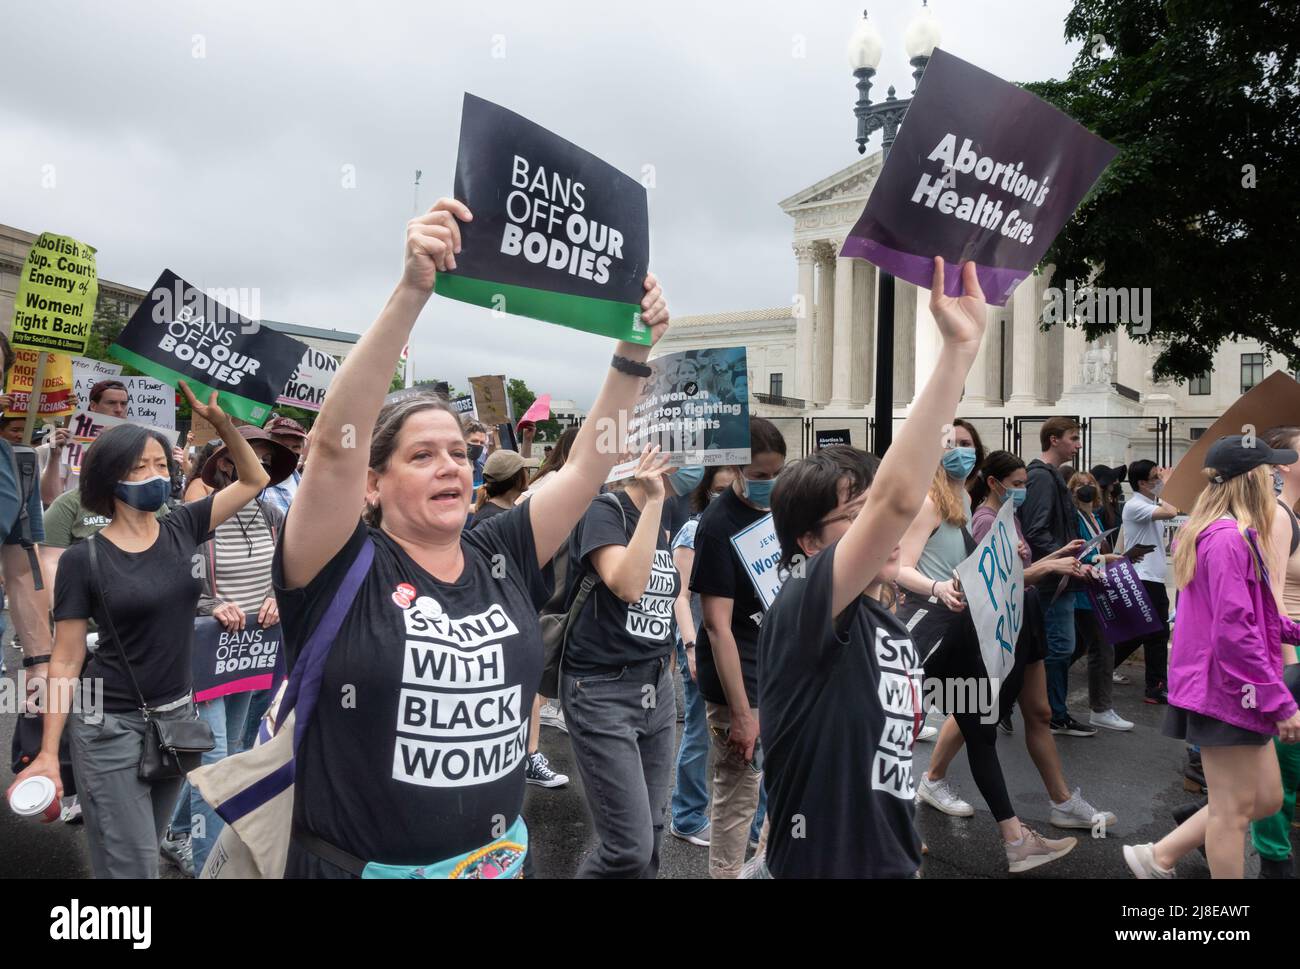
[292, 822, 367, 877]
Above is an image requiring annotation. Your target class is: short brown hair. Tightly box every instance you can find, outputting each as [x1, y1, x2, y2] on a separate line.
[1040, 417, 1080, 452]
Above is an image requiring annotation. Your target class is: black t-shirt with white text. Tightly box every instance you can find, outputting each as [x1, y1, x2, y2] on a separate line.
[758, 542, 924, 878]
[273, 503, 548, 870]
[689, 488, 766, 707]
[565, 491, 678, 674]
[53, 496, 214, 713]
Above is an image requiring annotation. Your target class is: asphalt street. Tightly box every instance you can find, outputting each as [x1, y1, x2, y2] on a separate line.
[3, 647, 1293, 880]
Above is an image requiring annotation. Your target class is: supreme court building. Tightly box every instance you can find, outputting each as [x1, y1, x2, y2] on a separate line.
[656, 153, 1292, 469]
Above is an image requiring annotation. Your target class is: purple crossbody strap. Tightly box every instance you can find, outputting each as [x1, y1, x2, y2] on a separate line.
[275, 538, 375, 753]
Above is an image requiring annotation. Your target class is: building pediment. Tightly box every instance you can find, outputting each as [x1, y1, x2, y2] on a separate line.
[780, 152, 883, 241]
[778, 152, 883, 213]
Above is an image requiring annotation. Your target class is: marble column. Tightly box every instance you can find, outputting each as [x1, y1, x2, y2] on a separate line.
[962, 306, 997, 407]
[793, 242, 816, 401]
[913, 290, 940, 406]
[1005, 273, 1040, 407]
[851, 261, 874, 406]
[830, 252, 856, 408]
[812, 242, 836, 406]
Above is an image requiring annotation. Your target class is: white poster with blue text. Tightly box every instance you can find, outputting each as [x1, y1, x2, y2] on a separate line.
[730, 512, 784, 611]
[954, 498, 1022, 703]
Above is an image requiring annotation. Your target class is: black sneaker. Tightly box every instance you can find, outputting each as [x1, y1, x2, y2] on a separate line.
[525, 751, 569, 788]
[1049, 716, 1097, 737]
[1144, 688, 1169, 705]
[997, 714, 1014, 736]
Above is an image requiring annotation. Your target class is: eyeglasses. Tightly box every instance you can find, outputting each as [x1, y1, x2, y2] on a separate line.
[816, 503, 865, 531]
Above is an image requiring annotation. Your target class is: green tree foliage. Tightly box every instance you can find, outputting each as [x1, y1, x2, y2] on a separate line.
[1024, 0, 1300, 380]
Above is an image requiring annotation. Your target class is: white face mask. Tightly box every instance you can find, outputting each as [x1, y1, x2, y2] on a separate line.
[1149, 480, 1164, 497]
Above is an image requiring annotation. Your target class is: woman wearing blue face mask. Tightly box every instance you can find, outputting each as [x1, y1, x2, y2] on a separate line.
[15, 382, 270, 878]
[918, 449, 1115, 871]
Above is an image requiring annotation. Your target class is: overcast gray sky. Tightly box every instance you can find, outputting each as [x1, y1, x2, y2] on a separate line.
[1, 0, 1079, 407]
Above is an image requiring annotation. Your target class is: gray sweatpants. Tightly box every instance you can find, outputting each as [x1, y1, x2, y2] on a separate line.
[68, 704, 194, 879]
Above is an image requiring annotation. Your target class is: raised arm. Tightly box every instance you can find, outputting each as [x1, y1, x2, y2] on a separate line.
[528, 278, 670, 567]
[588, 450, 670, 603]
[829, 258, 986, 618]
[280, 199, 471, 589]
[180, 381, 270, 529]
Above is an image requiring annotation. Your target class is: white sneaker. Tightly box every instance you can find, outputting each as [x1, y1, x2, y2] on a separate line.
[916, 724, 939, 742]
[1050, 788, 1118, 830]
[670, 822, 710, 847]
[539, 701, 568, 734]
[1123, 842, 1175, 879]
[916, 773, 975, 817]
[1112, 671, 1129, 684]
[1089, 709, 1134, 731]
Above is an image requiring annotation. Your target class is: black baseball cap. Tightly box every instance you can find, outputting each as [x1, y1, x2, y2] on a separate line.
[1089, 464, 1127, 490]
[1204, 434, 1298, 484]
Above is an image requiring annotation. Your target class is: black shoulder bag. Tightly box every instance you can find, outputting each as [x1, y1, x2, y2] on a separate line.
[538, 493, 627, 698]
[87, 535, 215, 781]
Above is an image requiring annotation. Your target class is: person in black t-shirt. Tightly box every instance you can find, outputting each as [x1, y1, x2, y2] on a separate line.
[470, 449, 528, 527]
[273, 198, 670, 878]
[760, 259, 1053, 878]
[689, 415, 787, 878]
[9, 384, 271, 879]
[561, 446, 678, 877]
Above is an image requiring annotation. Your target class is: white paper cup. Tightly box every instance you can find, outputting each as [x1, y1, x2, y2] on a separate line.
[9, 775, 60, 822]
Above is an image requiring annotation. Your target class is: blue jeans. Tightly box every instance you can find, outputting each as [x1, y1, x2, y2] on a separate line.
[671, 639, 710, 835]
[240, 688, 273, 752]
[170, 692, 252, 874]
[1042, 592, 1077, 722]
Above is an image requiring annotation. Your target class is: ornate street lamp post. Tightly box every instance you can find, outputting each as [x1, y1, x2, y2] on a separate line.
[847, 2, 941, 454]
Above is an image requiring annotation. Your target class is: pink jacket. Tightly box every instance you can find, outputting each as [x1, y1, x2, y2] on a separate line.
[1169, 520, 1300, 734]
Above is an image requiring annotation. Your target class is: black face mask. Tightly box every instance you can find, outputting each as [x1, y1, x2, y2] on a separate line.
[1076, 485, 1097, 503]
[468, 444, 484, 463]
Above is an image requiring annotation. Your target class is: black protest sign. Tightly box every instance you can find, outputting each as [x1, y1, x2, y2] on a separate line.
[192, 615, 283, 702]
[435, 94, 652, 344]
[110, 270, 307, 425]
[816, 428, 852, 449]
[841, 48, 1117, 306]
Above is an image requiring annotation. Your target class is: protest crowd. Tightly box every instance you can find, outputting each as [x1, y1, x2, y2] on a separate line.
[2, 197, 1297, 882]
[4, 56, 1299, 881]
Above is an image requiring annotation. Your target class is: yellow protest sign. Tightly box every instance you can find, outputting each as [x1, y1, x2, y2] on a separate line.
[10, 232, 98, 355]
[4, 349, 76, 418]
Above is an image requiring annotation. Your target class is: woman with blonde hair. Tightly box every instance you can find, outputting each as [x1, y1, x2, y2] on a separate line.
[1125, 434, 1300, 879]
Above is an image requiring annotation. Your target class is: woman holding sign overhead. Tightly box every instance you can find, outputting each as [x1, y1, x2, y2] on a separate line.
[7, 382, 270, 879]
[560, 444, 678, 878]
[756, 259, 984, 878]
[273, 198, 669, 878]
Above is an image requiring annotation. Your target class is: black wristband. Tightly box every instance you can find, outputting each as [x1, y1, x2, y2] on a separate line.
[611, 354, 652, 378]
[684, 642, 696, 650]
[22, 654, 52, 668]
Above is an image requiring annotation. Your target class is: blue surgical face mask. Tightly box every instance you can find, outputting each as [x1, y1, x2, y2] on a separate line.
[1000, 482, 1027, 508]
[942, 446, 977, 480]
[668, 465, 705, 496]
[115, 475, 170, 512]
[741, 474, 775, 509]
[1274, 469, 1285, 497]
